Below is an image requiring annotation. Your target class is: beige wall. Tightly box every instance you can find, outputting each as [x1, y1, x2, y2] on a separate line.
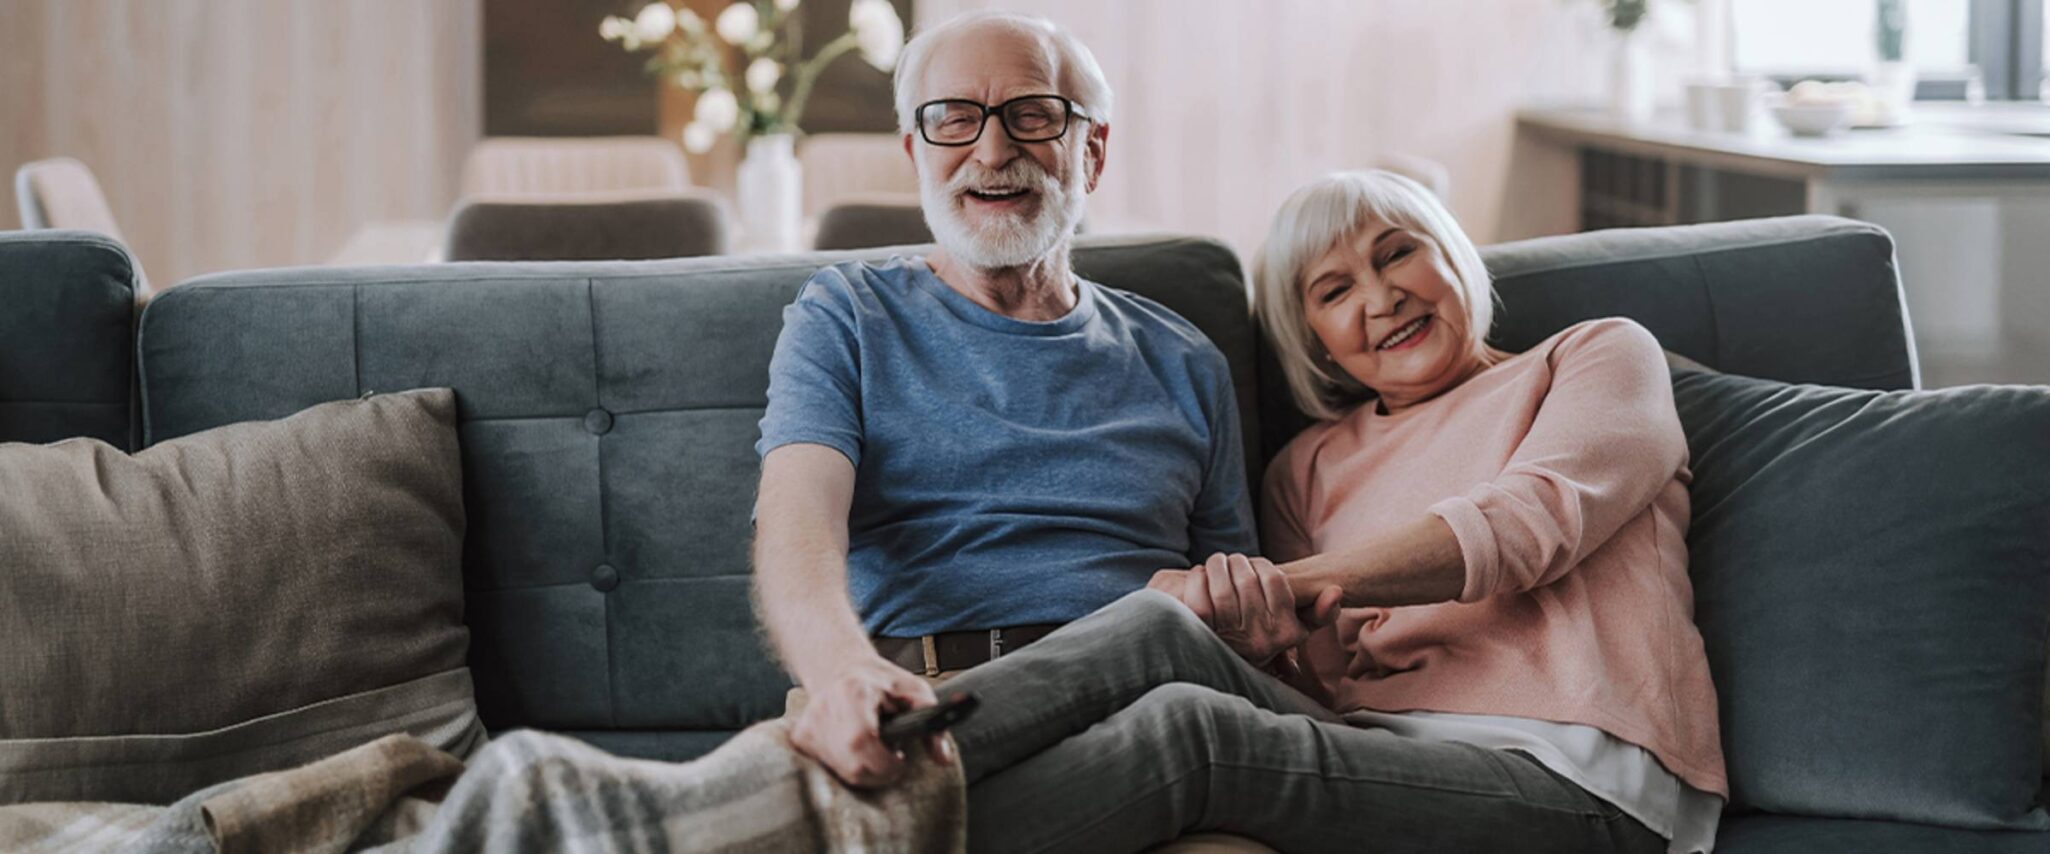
[913, 0, 1639, 252]
[0, 0, 481, 285]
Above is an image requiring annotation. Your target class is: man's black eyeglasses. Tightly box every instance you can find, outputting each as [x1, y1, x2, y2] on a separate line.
[915, 94, 1091, 146]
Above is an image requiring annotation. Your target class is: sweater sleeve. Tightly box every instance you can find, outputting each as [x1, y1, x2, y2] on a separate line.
[1259, 439, 1318, 562]
[1429, 320, 1687, 603]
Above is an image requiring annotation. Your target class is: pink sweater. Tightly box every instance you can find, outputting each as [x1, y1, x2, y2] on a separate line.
[1262, 318, 1728, 797]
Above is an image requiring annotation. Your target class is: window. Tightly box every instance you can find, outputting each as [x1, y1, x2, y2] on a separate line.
[1730, 0, 2043, 100]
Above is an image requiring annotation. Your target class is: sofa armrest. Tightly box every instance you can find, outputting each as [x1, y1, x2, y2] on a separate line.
[0, 229, 139, 449]
[1481, 215, 1918, 390]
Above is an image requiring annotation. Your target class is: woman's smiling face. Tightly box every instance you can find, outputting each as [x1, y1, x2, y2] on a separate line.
[1299, 220, 1483, 413]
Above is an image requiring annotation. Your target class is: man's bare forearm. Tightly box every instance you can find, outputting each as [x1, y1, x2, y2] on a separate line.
[752, 444, 876, 688]
[754, 536, 876, 687]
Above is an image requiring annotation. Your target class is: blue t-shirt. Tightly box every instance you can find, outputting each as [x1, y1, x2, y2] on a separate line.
[755, 257, 1256, 636]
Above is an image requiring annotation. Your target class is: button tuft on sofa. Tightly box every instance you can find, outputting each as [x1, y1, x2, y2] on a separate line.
[584, 408, 614, 435]
[590, 564, 620, 592]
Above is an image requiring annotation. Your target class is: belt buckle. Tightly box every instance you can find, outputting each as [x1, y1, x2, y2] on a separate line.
[988, 628, 1006, 661]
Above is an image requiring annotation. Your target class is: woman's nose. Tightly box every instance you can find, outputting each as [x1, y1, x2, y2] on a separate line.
[1360, 283, 1406, 320]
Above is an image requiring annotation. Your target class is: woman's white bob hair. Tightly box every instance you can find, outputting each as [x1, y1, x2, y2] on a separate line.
[1253, 170, 1497, 421]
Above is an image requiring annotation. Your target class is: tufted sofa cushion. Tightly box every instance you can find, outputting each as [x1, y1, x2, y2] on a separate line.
[137, 235, 1257, 756]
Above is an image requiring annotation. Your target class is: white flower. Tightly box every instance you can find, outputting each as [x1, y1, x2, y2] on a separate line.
[633, 3, 676, 42]
[849, 0, 904, 71]
[694, 86, 740, 132]
[598, 15, 632, 41]
[682, 122, 716, 154]
[676, 7, 704, 33]
[715, 2, 760, 45]
[775, 0, 800, 10]
[745, 57, 783, 94]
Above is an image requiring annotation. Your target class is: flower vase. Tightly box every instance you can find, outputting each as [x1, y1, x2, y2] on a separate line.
[1610, 29, 1655, 125]
[1869, 61, 1917, 127]
[738, 134, 803, 253]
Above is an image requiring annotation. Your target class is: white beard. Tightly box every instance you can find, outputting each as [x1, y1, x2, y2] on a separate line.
[920, 152, 1087, 270]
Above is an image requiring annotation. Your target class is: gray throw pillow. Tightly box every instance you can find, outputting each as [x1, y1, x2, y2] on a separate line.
[1672, 368, 2050, 831]
[0, 388, 482, 804]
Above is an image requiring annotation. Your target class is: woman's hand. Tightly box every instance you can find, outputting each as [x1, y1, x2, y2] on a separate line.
[1153, 553, 1341, 667]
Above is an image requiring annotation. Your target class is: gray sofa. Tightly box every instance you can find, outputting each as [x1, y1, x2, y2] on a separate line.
[2, 216, 2045, 852]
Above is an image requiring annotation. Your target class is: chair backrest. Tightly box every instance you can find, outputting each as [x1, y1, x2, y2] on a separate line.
[811, 193, 932, 251]
[15, 157, 125, 241]
[460, 137, 692, 199]
[15, 158, 149, 295]
[442, 192, 732, 262]
[798, 133, 917, 217]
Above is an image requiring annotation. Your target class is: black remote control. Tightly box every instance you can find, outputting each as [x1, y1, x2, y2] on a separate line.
[879, 691, 979, 747]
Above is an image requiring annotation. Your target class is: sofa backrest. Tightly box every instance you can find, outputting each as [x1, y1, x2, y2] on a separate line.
[1256, 215, 1918, 458]
[0, 230, 139, 450]
[134, 234, 1257, 757]
[12, 213, 1912, 760]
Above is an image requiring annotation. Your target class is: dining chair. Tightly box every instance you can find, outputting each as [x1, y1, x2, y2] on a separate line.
[14, 157, 149, 295]
[460, 137, 692, 199]
[799, 133, 918, 218]
[811, 193, 934, 251]
[441, 191, 732, 262]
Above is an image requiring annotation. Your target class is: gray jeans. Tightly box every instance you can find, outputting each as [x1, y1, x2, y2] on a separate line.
[941, 589, 1669, 854]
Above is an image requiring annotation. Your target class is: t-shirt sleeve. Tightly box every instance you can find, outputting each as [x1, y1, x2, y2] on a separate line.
[1428, 320, 1688, 602]
[1185, 355, 1258, 563]
[755, 269, 865, 468]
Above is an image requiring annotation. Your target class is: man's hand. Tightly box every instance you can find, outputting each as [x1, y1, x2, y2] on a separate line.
[788, 654, 943, 788]
[1184, 553, 1314, 666]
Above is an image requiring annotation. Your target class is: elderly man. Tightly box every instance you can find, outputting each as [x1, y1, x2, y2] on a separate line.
[751, 11, 1262, 788]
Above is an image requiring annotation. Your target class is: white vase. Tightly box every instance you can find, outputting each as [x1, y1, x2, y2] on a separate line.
[1610, 29, 1655, 125]
[737, 133, 803, 253]
[1869, 61, 1917, 126]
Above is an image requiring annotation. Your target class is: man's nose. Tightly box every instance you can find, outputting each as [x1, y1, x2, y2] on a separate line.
[968, 114, 1021, 168]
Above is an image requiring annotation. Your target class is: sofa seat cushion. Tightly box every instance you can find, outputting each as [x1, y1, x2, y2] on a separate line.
[1673, 368, 2050, 830]
[0, 388, 481, 804]
[1714, 814, 2050, 854]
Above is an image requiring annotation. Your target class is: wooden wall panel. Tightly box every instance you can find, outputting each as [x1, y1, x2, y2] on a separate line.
[0, 0, 481, 284]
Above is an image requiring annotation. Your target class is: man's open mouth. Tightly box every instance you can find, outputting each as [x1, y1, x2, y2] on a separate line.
[965, 187, 1030, 202]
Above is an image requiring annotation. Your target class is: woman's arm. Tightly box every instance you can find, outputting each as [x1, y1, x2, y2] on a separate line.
[1280, 320, 1685, 607]
[1280, 514, 1465, 607]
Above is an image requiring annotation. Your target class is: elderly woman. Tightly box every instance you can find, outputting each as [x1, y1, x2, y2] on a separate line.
[917, 171, 1725, 854]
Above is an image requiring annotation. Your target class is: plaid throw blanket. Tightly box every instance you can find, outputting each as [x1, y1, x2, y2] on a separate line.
[0, 721, 965, 853]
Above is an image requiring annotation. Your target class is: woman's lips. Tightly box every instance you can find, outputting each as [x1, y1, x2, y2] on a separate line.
[1378, 315, 1434, 352]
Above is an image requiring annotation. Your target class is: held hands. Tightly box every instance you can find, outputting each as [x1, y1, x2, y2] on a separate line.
[1147, 553, 1343, 667]
[788, 653, 953, 789]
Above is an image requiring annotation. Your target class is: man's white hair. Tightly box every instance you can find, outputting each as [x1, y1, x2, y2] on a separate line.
[892, 11, 1115, 133]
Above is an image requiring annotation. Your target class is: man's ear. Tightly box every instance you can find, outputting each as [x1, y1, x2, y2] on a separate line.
[901, 132, 916, 164]
[1083, 121, 1110, 194]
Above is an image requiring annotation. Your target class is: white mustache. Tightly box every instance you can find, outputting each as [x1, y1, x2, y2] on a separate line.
[944, 159, 1057, 198]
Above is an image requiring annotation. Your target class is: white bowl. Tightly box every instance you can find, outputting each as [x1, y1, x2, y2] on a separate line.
[1771, 102, 1855, 137]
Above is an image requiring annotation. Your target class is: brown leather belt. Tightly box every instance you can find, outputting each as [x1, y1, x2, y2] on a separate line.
[873, 624, 1064, 676]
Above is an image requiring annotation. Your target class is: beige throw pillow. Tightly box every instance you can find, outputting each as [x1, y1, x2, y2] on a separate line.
[0, 388, 481, 804]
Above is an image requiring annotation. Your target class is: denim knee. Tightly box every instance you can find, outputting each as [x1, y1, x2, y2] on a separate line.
[1113, 683, 1245, 762]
